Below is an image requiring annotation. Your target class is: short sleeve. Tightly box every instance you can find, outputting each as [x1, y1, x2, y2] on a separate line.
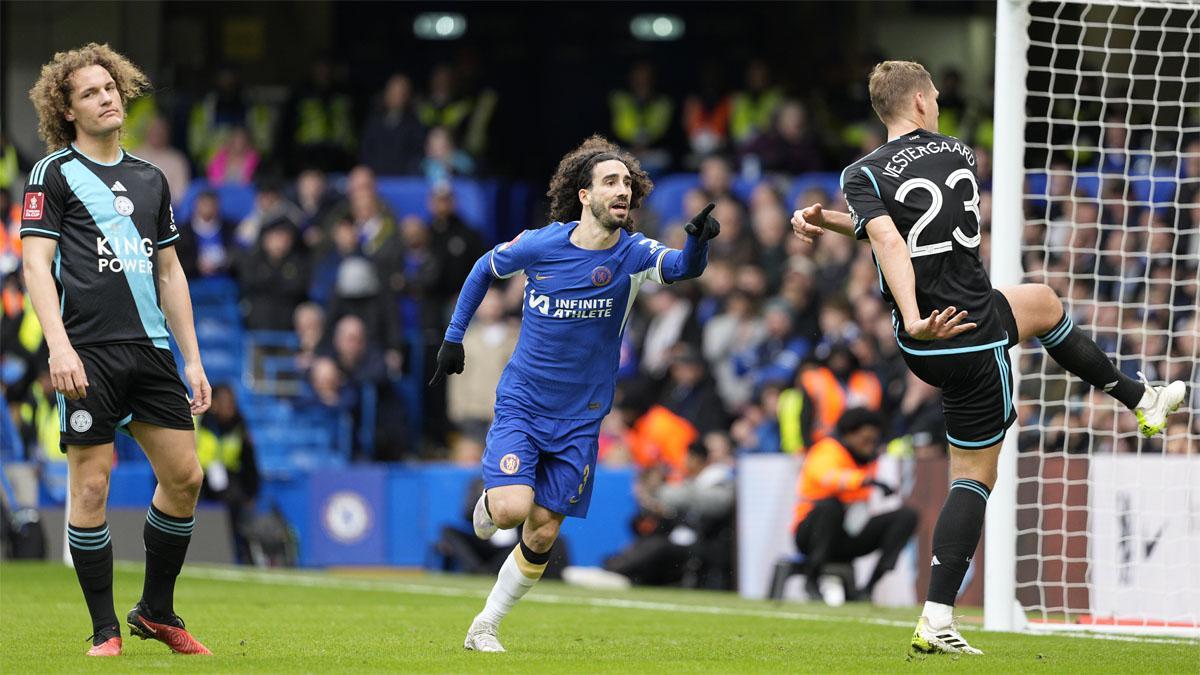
[489, 229, 541, 279]
[843, 165, 889, 241]
[19, 161, 66, 240]
[156, 173, 180, 248]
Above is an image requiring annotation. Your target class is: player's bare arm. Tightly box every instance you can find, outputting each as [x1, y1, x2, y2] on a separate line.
[157, 246, 210, 414]
[791, 203, 855, 242]
[22, 236, 89, 400]
[864, 215, 976, 341]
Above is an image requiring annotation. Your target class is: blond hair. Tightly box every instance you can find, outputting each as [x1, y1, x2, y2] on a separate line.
[28, 42, 150, 152]
[868, 60, 933, 124]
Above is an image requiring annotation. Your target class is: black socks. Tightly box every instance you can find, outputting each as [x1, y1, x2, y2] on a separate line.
[141, 504, 195, 618]
[68, 522, 118, 636]
[1038, 313, 1145, 409]
[927, 479, 990, 606]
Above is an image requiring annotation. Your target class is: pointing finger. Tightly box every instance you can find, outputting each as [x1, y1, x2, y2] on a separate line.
[695, 202, 716, 221]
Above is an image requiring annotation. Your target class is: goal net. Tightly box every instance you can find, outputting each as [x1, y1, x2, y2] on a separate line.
[992, 0, 1199, 636]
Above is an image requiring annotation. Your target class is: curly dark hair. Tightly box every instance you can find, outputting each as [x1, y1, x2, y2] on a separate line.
[546, 135, 654, 224]
[28, 43, 150, 152]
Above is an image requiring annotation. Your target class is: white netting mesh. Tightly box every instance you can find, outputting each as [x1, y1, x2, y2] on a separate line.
[1016, 0, 1199, 633]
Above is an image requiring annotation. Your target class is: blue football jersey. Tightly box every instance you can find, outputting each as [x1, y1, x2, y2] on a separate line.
[489, 221, 673, 419]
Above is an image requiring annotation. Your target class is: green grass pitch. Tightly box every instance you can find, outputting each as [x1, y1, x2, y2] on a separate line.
[1, 561, 1195, 672]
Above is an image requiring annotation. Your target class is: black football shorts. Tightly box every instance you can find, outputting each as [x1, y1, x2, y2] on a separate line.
[902, 290, 1021, 450]
[58, 343, 194, 450]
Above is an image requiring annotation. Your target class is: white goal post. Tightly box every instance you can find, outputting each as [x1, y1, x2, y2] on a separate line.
[988, 0, 1199, 637]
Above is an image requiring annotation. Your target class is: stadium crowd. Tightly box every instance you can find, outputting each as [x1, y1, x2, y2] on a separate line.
[1, 54, 1196, 578]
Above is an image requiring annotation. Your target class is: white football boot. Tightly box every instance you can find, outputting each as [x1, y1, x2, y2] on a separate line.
[910, 616, 983, 655]
[463, 614, 505, 652]
[1134, 372, 1187, 438]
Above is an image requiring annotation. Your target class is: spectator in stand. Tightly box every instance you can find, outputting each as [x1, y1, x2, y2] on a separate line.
[708, 197, 760, 269]
[310, 214, 362, 306]
[188, 66, 273, 166]
[427, 184, 486, 318]
[740, 100, 824, 176]
[175, 190, 234, 278]
[751, 201, 791, 293]
[292, 168, 340, 242]
[312, 317, 386, 458]
[206, 126, 259, 186]
[309, 357, 343, 408]
[609, 61, 674, 174]
[660, 344, 729, 435]
[682, 63, 731, 169]
[730, 59, 784, 148]
[799, 343, 883, 445]
[131, 115, 190, 207]
[602, 440, 735, 589]
[791, 408, 917, 604]
[935, 68, 970, 141]
[447, 289, 518, 441]
[324, 255, 403, 376]
[730, 380, 786, 454]
[196, 385, 260, 565]
[450, 49, 500, 160]
[360, 73, 427, 176]
[325, 314, 408, 461]
[615, 382, 698, 481]
[639, 285, 701, 377]
[316, 166, 395, 247]
[281, 57, 356, 172]
[732, 299, 809, 394]
[293, 302, 325, 372]
[699, 154, 742, 207]
[237, 217, 310, 331]
[419, 63, 474, 149]
[704, 289, 766, 410]
[396, 215, 443, 335]
[346, 179, 401, 269]
[236, 175, 305, 249]
[421, 127, 475, 183]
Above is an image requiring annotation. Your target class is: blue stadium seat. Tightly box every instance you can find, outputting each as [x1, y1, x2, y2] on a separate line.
[786, 172, 844, 208]
[373, 177, 491, 237]
[176, 180, 258, 223]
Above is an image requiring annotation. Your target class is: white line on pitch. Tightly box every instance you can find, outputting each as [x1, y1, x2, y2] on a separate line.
[123, 563, 1198, 646]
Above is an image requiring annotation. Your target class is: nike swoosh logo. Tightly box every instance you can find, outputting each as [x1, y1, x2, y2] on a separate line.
[535, 273, 552, 280]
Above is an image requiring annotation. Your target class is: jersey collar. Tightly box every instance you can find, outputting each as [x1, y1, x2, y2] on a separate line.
[70, 143, 125, 167]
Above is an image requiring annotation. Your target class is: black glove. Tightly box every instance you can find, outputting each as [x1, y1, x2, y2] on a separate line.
[684, 202, 721, 242]
[865, 479, 896, 497]
[428, 340, 465, 386]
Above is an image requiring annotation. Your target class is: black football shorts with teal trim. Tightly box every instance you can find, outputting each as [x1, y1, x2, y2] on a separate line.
[902, 290, 1021, 450]
[58, 343, 194, 450]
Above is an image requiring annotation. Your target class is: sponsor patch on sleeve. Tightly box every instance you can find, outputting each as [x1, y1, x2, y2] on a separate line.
[23, 192, 45, 220]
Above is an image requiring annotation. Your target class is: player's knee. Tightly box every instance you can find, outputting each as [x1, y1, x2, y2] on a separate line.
[488, 498, 530, 530]
[165, 463, 204, 501]
[1037, 284, 1064, 320]
[74, 472, 110, 512]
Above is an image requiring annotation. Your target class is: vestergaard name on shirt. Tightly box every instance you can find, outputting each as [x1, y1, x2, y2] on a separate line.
[880, 140, 975, 178]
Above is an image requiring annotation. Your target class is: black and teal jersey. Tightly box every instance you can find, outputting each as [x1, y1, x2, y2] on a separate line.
[20, 144, 180, 349]
[842, 128, 1007, 356]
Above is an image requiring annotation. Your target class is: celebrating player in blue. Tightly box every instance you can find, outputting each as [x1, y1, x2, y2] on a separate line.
[792, 61, 1187, 655]
[430, 135, 719, 652]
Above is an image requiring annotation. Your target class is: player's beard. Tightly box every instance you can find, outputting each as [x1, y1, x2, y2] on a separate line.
[589, 198, 634, 233]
